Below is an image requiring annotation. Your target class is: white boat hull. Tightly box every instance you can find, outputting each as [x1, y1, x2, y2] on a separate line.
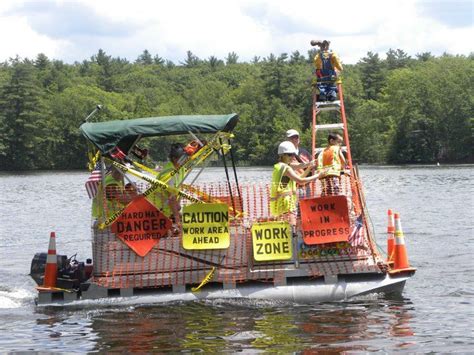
[37, 273, 410, 306]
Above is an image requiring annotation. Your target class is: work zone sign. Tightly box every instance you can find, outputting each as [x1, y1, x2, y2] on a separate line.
[251, 221, 293, 261]
[182, 203, 230, 250]
[300, 195, 350, 245]
[111, 196, 172, 257]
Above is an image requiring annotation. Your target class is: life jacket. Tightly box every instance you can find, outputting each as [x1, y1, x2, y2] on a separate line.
[92, 174, 125, 219]
[147, 161, 185, 217]
[319, 52, 336, 80]
[270, 162, 297, 216]
[317, 145, 342, 177]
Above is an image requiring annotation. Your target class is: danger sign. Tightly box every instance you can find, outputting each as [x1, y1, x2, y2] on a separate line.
[300, 196, 350, 245]
[182, 203, 230, 250]
[251, 221, 293, 261]
[111, 196, 172, 257]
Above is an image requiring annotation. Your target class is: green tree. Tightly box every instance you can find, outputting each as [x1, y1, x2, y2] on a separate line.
[0, 60, 50, 169]
[358, 51, 386, 100]
[182, 51, 200, 67]
[386, 48, 411, 70]
[225, 52, 239, 65]
[136, 49, 153, 65]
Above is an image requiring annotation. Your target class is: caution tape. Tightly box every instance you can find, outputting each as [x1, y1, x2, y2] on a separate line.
[98, 159, 205, 229]
[191, 267, 216, 292]
[87, 150, 100, 171]
[131, 133, 230, 184]
[182, 183, 245, 219]
[36, 286, 74, 293]
[97, 132, 234, 229]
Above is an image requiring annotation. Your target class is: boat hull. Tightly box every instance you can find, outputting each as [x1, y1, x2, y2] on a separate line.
[36, 272, 412, 305]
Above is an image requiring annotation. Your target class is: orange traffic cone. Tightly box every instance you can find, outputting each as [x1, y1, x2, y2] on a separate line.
[390, 213, 416, 274]
[387, 209, 395, 263]
[43, 232, 58, 288]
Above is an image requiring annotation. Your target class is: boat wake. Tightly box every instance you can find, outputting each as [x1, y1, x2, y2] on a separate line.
[0, 286, 34, 309]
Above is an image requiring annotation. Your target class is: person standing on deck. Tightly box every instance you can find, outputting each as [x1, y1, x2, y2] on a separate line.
[270, 141, 325, 225]
[92, 166, 137, 220]
[286, 129, 315, 197]
[286, 129, 313, 172]
[317, 133, 346, 196]
[149, 143, 187, 222]
[311, 40, 343, 102]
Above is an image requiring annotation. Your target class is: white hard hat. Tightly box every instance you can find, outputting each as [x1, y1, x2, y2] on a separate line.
[278, 141, 298, 155]
[286, 129, 299, 138]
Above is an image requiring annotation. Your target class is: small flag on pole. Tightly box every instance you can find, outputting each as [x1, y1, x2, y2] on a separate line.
[111, 147, 126, 161]
[85, 163, 102, 199]
[348, 215, 364, 246]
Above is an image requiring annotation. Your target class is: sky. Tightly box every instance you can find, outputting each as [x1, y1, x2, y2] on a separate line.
[0, 0, 472, 64]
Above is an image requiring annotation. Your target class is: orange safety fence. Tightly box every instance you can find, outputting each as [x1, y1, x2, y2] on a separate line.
[90, 172, 386, 290]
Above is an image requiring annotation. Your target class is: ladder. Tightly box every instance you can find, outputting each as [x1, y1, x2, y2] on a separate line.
[311, 82, 353, 171]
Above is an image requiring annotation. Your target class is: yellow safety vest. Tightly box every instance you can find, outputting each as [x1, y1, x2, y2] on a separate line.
[147, 161, 185, 217]
[318, 146, 342, 177]
[92, 175, 125, 219]
[270, 162, 297, 216]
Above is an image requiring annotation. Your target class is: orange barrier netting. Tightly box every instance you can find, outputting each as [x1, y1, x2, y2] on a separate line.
[90, 172, 386, 290]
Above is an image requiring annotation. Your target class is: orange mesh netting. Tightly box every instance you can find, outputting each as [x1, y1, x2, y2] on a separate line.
[90, 171, 386, 290]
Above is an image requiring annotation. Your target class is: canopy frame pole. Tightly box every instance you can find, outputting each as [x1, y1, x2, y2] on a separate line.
[219, 138, 236, 215]
[228, 138, 242, 213]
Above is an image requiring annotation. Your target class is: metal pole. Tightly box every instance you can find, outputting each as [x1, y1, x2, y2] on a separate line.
[83, 104, 103, 124]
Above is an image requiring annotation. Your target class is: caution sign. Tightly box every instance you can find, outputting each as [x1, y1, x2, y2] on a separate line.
[111, 196, 172, 257]
[251, 221, 292, 261]
[182, 203, 230, 250]
[300, 195, 350, 245]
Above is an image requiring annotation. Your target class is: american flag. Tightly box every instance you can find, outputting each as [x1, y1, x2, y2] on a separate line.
[85, 163, 102, 199]
[348, 215, 364, 246]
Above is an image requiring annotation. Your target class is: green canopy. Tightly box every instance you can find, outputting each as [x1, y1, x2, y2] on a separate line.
[80, 113, 239, 154]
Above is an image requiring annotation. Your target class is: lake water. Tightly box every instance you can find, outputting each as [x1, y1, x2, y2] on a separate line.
[0, 166, 473, 352]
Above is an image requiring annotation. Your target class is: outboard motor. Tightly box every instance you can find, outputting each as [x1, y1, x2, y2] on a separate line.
[30, 253, 68, 286]
[30, 253, 92, 290]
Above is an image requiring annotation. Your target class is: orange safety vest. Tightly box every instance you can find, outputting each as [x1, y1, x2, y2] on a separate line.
[317, 145, 342, 177]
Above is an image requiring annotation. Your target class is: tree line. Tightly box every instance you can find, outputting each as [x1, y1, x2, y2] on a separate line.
[0, 48, 472, 170]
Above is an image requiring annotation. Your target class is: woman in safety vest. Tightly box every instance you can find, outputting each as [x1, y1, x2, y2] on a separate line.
[270, 141, 326, 225]
[317, 133, 346, 196]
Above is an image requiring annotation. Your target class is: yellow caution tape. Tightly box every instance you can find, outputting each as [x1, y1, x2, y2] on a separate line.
[87, 150, 100, 171]
[97, 132, 234, 229]
[182, 183, 245, 219]
[191, 267, 216, 292]
[36, 286, 74, 293]
[98, 159, 205, 229]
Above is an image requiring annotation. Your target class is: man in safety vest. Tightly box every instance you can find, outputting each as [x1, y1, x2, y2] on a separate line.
[92, 166, 137, 220]
[148, 143, 187, 221]
[317, 133, 346, 196]
[310, 39, 343, 102]
[285, 129, 315, 197]
[271, 141, 324, 225]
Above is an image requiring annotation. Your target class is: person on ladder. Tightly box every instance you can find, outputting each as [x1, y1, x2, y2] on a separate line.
[310, 39, 343, 102]
[317, 133, 346, 196]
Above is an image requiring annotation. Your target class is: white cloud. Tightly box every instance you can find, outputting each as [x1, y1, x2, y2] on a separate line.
[0, 0, 472, 64]
[0, 14, 66, 60]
